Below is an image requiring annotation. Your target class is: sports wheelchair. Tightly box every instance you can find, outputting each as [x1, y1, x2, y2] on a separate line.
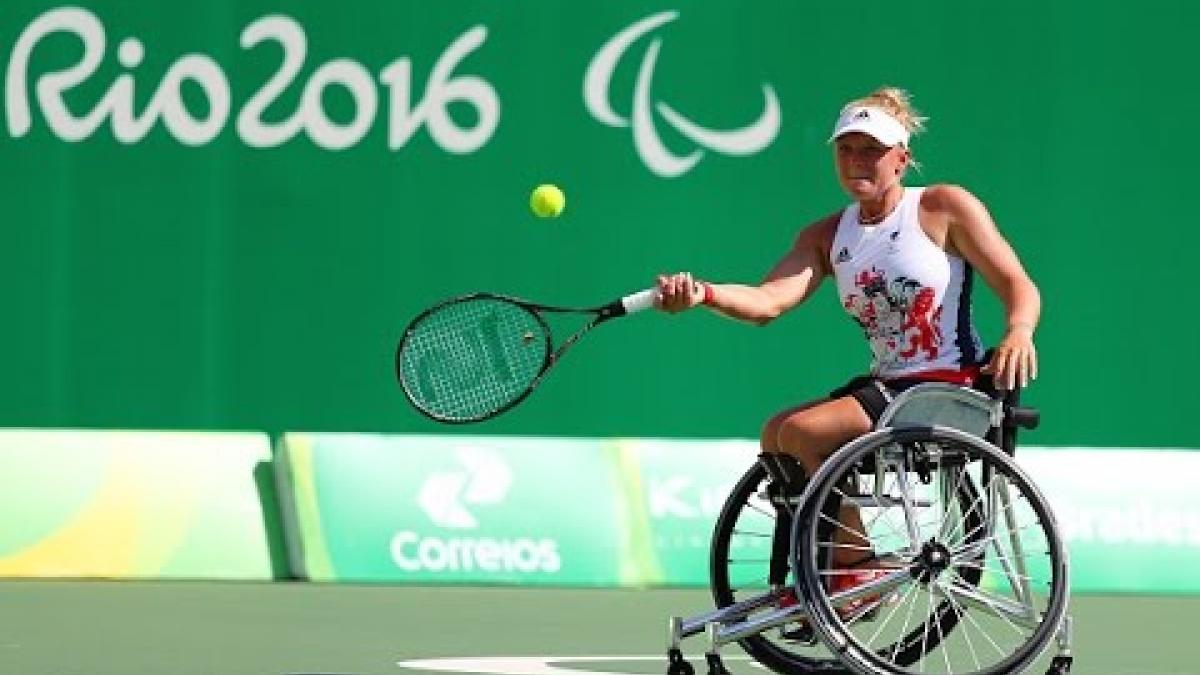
[666, 382, 1073, 675]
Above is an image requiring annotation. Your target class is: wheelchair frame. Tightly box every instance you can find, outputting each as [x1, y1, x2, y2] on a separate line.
[665, 383, 1075, 675]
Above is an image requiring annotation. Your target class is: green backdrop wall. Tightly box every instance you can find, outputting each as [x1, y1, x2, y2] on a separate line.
[2, 0, 1196, 448]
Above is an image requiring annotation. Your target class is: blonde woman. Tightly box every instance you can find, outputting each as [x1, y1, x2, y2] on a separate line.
[657, 87, 1040, 606]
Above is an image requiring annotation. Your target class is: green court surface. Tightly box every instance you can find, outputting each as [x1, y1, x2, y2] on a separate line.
[1, 581, 1194, 675]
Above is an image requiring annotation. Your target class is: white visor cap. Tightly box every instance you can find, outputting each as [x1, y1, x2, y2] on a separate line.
[829, 106, 910, 147]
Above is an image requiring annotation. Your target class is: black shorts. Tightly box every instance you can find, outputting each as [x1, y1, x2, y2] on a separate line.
[829, 372, 997, 424]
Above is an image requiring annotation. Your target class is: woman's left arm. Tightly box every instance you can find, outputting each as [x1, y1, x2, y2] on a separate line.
[934, 185, 1041, 390]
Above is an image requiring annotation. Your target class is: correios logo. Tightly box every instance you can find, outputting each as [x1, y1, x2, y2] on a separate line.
[584, 11, 781, 178]
[416, 445, 511, 529]
[6, 7, 499, 152]
[391, 446, 561, 575]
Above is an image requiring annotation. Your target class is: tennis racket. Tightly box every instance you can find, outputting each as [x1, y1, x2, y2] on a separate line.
[395, 287, 660, 423]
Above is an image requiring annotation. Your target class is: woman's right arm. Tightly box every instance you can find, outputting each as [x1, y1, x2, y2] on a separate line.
[658, 213, 838, 325]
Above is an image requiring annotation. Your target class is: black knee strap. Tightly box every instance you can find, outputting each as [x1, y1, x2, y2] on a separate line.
[759, 453, 806, 495]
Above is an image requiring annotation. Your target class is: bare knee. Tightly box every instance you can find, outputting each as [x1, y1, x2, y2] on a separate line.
[775, 400, 872, 475]
[776, 416, 831, 474]
[759, 411, 790, 454]
[760, 401, 819, 454]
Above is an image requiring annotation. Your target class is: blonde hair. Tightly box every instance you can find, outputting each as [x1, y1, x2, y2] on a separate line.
[846, 86, 927, 137]
[844, 86, 926, 170]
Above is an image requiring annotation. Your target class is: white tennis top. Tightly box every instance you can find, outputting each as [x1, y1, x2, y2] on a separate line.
[830, 187, 983, 379]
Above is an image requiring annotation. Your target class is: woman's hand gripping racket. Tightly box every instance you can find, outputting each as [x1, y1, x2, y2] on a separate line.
[395, 288, 660, 423]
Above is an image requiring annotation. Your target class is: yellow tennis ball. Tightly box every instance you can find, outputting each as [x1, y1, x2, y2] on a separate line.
[530, 184, 566, 218]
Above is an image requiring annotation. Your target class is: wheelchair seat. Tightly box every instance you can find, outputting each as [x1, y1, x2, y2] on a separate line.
[874, 382, 1001, 438]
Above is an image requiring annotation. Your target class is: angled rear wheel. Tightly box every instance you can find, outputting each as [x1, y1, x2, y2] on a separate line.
[795, 427, 1069, 675]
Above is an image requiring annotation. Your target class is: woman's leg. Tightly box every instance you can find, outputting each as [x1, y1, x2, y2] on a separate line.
[774, 396, 874, 567]
[759, 400, 823, 490]
[760, 400, 825, 454]
[758, 400, 826, 596]
[773, 396, 872, 474]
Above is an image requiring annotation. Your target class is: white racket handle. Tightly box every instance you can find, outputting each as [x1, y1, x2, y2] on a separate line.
[620, 287, 660, 315]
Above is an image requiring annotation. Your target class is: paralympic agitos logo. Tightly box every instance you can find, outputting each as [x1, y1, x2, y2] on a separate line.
[4, 8, 778, 176]
[584, 11, 780, 177]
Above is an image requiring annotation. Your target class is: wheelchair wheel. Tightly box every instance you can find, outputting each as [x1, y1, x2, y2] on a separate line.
[710, 462, 851, 675]
[794, 427, 1069, 675]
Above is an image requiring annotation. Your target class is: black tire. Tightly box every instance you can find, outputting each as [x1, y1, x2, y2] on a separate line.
[709, 462, 851, 675]
[795, 427, 1069, 675]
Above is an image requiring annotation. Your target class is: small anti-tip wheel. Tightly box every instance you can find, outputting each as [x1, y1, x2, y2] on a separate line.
[1046, 655, 1073, 674]
[666, 648, 694, 675]
[704, 653, 731, 675]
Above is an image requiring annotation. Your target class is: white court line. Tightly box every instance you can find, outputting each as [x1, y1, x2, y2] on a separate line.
[397, 655, 759, 675]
